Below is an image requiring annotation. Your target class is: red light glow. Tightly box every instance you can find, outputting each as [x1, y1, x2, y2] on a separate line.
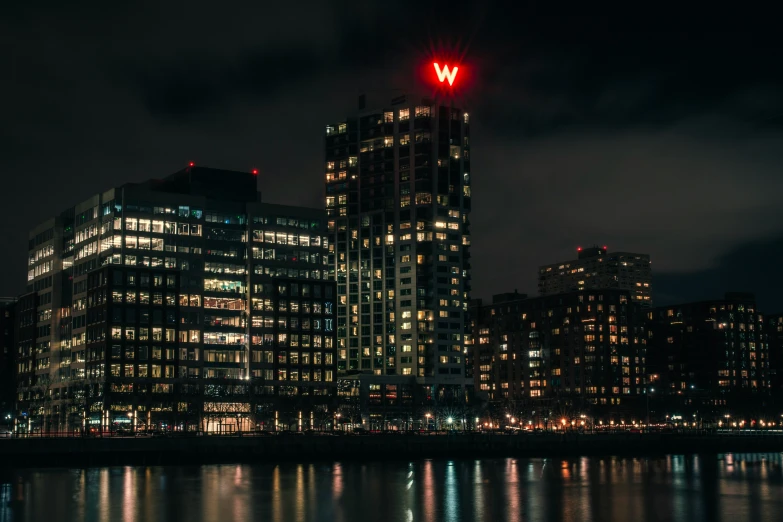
[577, 247, 582, 251]
[603, 245, 608, 250]
[252, 169, 258, 175]
[433, 62, 459, 86]
[189, 162, 195, 167]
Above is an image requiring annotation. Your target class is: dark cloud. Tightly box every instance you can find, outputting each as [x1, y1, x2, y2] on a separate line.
[0, 0, 782, 312]
[116, 49, 323, 120]
[475, 35, 783, 137]
[655, 235, 783, 312]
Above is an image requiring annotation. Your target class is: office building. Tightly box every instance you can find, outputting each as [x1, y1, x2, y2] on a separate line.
[471, 289, 647, 418]
[646, 293, 770, 409]
[325, 95, 472, 402]
[17, 165, 336, 433]
[336, 373, 419, 430]
[539, 246, 652, 307]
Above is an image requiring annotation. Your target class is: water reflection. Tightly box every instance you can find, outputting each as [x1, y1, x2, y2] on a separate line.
[0, 454, 782, 522]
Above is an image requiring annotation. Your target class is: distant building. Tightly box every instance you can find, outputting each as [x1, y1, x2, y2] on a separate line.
[766, 313, 783, 392]
[538, 246, 652, 308]
[470, 289, 647, 419]
[646, 293, 770, 410]
[0, 298, 16, 423]
[17, 165, 336, 434]
[325, 95, 473, 402]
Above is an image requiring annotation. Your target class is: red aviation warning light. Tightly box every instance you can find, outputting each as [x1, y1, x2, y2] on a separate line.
[433, 62, 459, 86]
[252, 169, 258, 175]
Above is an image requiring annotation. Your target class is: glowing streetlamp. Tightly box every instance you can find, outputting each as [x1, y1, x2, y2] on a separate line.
[646, 386, 655, 427]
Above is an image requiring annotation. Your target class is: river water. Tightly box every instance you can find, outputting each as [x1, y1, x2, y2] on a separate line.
[1, 454, 781, 522]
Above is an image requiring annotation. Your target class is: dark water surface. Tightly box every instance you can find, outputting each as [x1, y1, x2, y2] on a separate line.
[1, 453, 782, 522]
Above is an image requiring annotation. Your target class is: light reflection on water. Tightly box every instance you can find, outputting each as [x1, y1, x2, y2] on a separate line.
[0, 454, 782, 522]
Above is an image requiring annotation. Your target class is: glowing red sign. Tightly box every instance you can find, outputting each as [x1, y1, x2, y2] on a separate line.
[433, 62, 459, 86]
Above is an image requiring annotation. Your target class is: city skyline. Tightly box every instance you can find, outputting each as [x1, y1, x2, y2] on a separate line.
[2, 2, 782, 311]
[3, 4, 783, 521]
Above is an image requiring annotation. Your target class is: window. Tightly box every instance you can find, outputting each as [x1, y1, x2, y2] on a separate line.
[415, 106, 430, 118]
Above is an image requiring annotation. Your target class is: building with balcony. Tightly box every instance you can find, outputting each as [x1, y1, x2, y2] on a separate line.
[646, 293, 770, 413]
[470, 289, 647, 421]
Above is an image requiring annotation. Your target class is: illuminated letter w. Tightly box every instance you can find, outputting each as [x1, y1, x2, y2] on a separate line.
[433, 63, 459, 86]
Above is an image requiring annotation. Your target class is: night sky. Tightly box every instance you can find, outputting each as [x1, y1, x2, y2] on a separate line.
[3, 2, 782, 310]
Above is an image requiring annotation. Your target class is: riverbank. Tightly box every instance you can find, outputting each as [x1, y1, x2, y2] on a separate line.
[1, 432, 781, 467]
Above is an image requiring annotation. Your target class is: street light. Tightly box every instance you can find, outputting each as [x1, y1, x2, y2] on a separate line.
[646, 386, 655, 428]
[425, 413, 432, 430]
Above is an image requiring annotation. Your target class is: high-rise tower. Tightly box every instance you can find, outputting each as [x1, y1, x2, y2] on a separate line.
[325, 95, 472, 398]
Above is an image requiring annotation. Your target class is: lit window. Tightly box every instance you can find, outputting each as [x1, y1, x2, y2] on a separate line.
[415, 106, 430, 118]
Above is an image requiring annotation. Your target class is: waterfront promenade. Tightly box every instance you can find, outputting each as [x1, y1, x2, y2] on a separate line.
[1, 431, 782, 467]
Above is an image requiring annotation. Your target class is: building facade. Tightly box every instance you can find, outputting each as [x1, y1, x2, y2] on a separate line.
[17, 166, 336, 433]
[539, 247, 652, 308]
[766, 313, 783, 392]
[646, 293, 770, 413]
[0, 298, 16, 427]
[325, 96, 472, 402]
[336, 373, 419, 430]
[471, 289, 647, 420]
